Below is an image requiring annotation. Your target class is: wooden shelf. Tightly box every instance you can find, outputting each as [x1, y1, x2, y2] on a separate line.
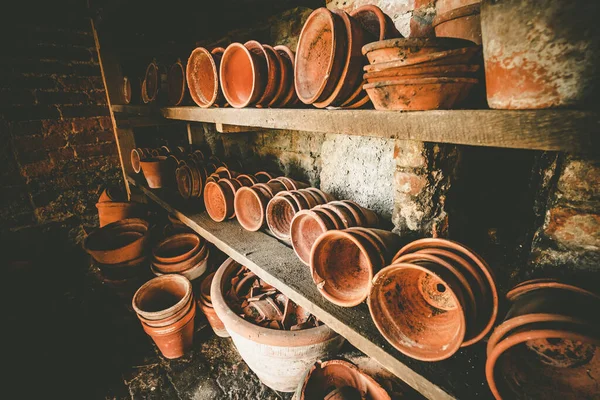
[128, 174, 493, 400]
[113, 105, 599, 154]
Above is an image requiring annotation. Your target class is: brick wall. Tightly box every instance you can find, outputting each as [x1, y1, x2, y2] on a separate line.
[0, 3, 122, 257]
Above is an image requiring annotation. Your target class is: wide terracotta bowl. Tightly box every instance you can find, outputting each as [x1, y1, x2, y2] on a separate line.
[186, 47, 226, 108]
[364, 63, 480, 81]
[433, 3, 482, 45]
[84, 218, 150, 265]
[364, 46, 482, 72]
[220, 42, 267, 108]
[362, 37, 475, 64]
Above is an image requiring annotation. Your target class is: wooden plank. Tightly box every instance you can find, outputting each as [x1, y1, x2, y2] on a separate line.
[128, 174, 493, 400]
[215, 122, 262, 133]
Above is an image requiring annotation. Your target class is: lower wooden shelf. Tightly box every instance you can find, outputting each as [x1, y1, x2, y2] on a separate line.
[128, 174, 492, 400]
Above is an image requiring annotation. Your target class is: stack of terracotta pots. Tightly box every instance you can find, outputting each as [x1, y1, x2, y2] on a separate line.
[486, 279, 599, 399]
[96, 186, 145, 227]
[132, 146, 182, 189]
[296, 359, 391, 400]
[186, 47, 228, 108]
[84, 218, 152, 282]
[368, 238, 498, 361]
[151, 233, 209, 281]
[233, 176, 306, 232]
[362, 38, 481, 110]
[294, 6, 400, 109]
[204, 171, 263, 222]
[265, 186, 334, 242]
[132, 275, 196, 359]
[433, 0, 482, 44]
[219, 41, 298, 108]
[211, 258, 345, 392]
[310, 228, 402, 307]
[141, 61, 167, 104]
[196, 272, 229, 337]
[166, 59, 189, 106]
[291, 200, 379, 265]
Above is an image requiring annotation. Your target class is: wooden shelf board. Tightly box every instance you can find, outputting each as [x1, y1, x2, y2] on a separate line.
[128, 174, 494, 400]
[112, 105, 599, 154]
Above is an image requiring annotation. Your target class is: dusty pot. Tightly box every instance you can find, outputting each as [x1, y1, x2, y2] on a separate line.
[364, 63, 480, 81]
[295, 7, 348, 104]
[204, 178, 242, 222]
[132, 274, 193, 321]
[368, 262, 468, 361]
[152, 241, 208, 274]
[220, 42, 267, 108]
[140, 156, 171, 189]
[481, 0, 598, 109]
[130, 148, 146, 174]
[197, 272, 229, 337]
[141, 301, 196, 359]
[211, 258, 345, 392]
[433, 3, 482, 44]
[95, 201, 145, 227]
[291, 209, 338, 266]
[84, 218, 150, 265]
[234, 186, 273, 231]
[270, 45, 295, 107]
[167, 59, 187, 106]
[364, 46, 482, 72]
[151, 250, 209, 281]
[265, 193, 301, 241]
[186, 47, 226, 108]
[153, 233, 202, 264]
[254, 43, 281, 107]
[350, 4, 400, 41]
[296, 359, 391, 400]
[362, 37, 474, 65]
[364, 77, 478, 111]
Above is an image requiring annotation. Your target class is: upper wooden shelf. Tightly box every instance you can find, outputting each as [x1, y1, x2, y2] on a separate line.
[127, 174, 494, 400]
[112, 105, 599, 154]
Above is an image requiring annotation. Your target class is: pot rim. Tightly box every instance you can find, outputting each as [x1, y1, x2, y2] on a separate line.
[151, 250, 209, 281]
[432, 3, 481, 27]
[291, 209, 336, 265]
[220, 42, 258, 108]
[152, 242, 208, 273]
[152, 233, 202, 264]
[211, 258, 339, 346]
[132, 274, 193, 321]
[506, 280, 600, 303]
[186, 47, 219, 108]
[364, 77, 478, 89]
[83, 218, 150, 256]
[257, 44, 281, 106]
[363, 63, 480, 80]
[349, 4, 388, 41]
[141, 301, 196, 335]
[362, 37, 474, 55]
[204, 180, 230, 222]
[363, 46, 482, 72]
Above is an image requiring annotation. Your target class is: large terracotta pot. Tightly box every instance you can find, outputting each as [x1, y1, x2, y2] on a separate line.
[186, 47, 226, 108]
[362, 37, 474, 65]
[140, 156, 170, 189]
[211, 258, 345, 392]
[234, 185, 273, 231]
[83, 218, 150, 265]
[204, 178, 243, 222]
[220, 42, 267, 108]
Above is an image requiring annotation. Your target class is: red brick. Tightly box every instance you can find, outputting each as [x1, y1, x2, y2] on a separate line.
[42, 119, 72, 135]
[36, 90, 89, 105]
[10, 120, 44, 136]
[20, 159, 56, 178]
[98, 116, 112, 130]
[0, 105, 61, 121]
[13, 134, 67, 153]
[544, 207, 600, 250]
[71, 117, 99, 133]
[96, 130, 116, 143]
[56, 76, 96, 92]
[87, 90, 108, 105]
[49, 147, 75, 162]
[74, 142, 117, 158]
[395, 171, 428, 196]
[60, 105, 109, 118]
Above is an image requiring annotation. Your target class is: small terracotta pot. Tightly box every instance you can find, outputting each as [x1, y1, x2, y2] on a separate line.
[197, 272, 229, 337]
[140, 156, 171, 189]
[84, 218, 150, 265]
[347, 227, 400, 263]
[152, 249, 209, 282]
[153, 233, 202, 264]
[320, 203, 356, 228]
[312, 206, 344, 230]
[296, 359, 391, 400]
[259, 179, 287, 195]
[186, 47, 226, 108]
[364, 77, 478, 111]
[433, 3, 482, 45]
[364, 64, 480, 81]
[254, 171, 274, 183]
[364, 46, 482, 72]
[234, 186, 273, 231]
[132, 274, 193, 321]
[265, 193, 302, 240]
[143, 61, 167, 104]
[291, 209, 338, 265]
[152, 242, 208, 274]
[270, 46, 296, 107]
[255, 44, 281, 107]
[138, 294, 193, 328]
[295, 7, 348, 104]
[368, 262, 468, 361]
[350, 5, 400, 41]
[275, 176, 309, 190]
[304, 187, 334, 203]
[204, 178, 242, 222]
[337, 200, 379, 227]
[141, 301, 196, 359]
[310, 230, 384, 307]
[96, 201, 145, 227]
[362, 37, 475, 64]
[130, 148, 146, 174]
[236, 174, 257, 186]
[167, 59, 187, 106]
[220, 42, 267, 108]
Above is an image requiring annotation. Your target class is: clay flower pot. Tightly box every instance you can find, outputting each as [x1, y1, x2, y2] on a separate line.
[167, 59, 187, 106]
[433, 3, 482, 45]
[265, 194, 300, 240]
[254, 43, 281, 107]
[364, 64, 480, 81]
[270, 46, 296, 108]
[364, 47, 482, 73]
[211, 258, 345, 392]
[96, 201, 145, 227]
[234, 186, 273, 231]
[305, 187, 334, 203]
[291, 209, 338, 265]
[254, 171, 274, 183]
[368, 261, 468, 361]
[131, 148, 147, 174]
[152, 240, 208, 275]
[204, 178, 242, 222]
[220, 42, 267, 108]
[296, 359, 391, 400]
[143, 61, 167, 104]
[295, 7, 348, 104]
[83, 218, 150, 265]
[362, 37, 475, 65]
[314, 10, 375, 109]
[364, 77, 478, 111]
[350, 5, 401, 41]
[310, 230, 385, 307]
[152, 233, 202, 264]
[331, 200, 379, 227]
[186, 47, 226, 108]
[197, 272, 229, 337]
[140, 156, 171, 189]
[132, 274, 193, 321]
[141, 301, 196, 359]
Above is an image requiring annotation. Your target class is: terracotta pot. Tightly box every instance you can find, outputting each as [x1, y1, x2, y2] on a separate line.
[304, 187, 334, 203]
[362, 37, 475, 64]
[347, 227, 401, 263]
[98, 186, 126, 203]
[481, 0, 598, 109]
[320, 203, 356, 228]
[433, 3, 482, 45]
[204, 178, 242, 222]
[265, 193, 302, 240]
[140, 156, 171, 189]
[152, 241, 208, 274]
[310, 230, 384, 307]
[314, 10, 375, 108]
[167, 59, 187, 106]
[96, 255, 150, 281]
[143, 61, 167, 104]
[364, 46, 482, 72]
[394, 238, 498, 346]
[364, 77, 478, 111]
[211, 258, 345, 392]
[131, 148, 146, 174]
[176, 165, 193, 200]
[291, 209, 338, 265]
[295, 7, 348, 104]
[132, 274, 193, 321]
[138, 293, 193, 328]
[236, 174, 256, 186]
[312, 205, 344, 230]
[153, 233, 202, 264]
[151, 250, 209, 282]
[197, 272, 229, 337]
[271, 46, 297, 107]
[296, 359, 391, 400]
[335, 200, 379, 227]
[96, 201, 145, 227]
[142, 301, 196, 359]
[350, 5, 400, 41]
[364, 63, 480, 81]
[368, 262, 468, 361]
[220, 42, 267, 108]
[84, 218, 150, 265]
[234, 186, 273, 231]
[437, 0, 480, 14]
[186, 47, 226, 108]
[122, 76, 141, 105]
[255, 44, 281, 107]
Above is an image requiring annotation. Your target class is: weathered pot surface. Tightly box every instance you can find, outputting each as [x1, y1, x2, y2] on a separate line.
[350, 4, 401, 41]
[220, 42, 267, 108]
[272, 45, 298, 107]
[433, 3, 482, 45]
[96, 201, 145, 227]
[255, 44, 281, 107]
[234, 186, 272, 231]
[152, 233, 202, 264]
[364, 63, 480, 81]
[83, 218, 150, 265]
[132, 274, 193, 321]
[362, 37, 475, 64]
[265, 194, 300, 240]
[141, 301, 196, 359]
[291, 209, 337, 265]
[186, 47, 225, 108]
[364, 46, 482, 72]
[140, 156, 170, 189]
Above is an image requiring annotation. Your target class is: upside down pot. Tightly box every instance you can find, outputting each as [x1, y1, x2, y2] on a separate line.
[211, 258, 345, 392]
